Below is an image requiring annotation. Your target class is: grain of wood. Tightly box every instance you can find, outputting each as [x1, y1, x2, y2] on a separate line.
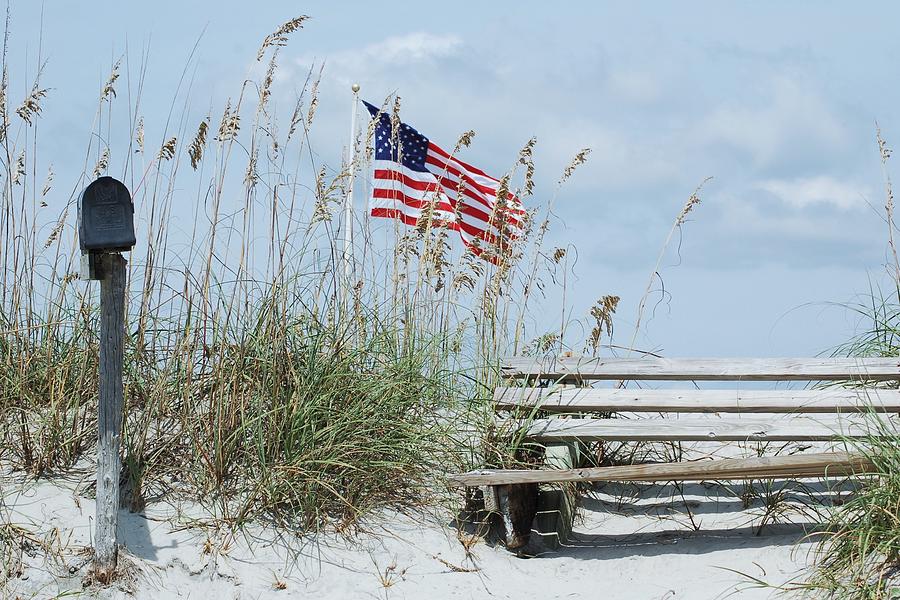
[494, 387, 900, 413]
[524, 416, 897, 442]
[93, 254, 126, 582]
[501, 357, 900, 381]
[448, 452, 874, 487]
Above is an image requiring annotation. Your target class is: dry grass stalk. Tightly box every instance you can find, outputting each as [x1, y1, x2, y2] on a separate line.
[559, 148, 591, 184]
[453, 129, 476, 154]
[260, 52, 278, 109]
[587, 295, 620, 355]
[518, 137, 537, 197]
[41, 165, 53, 197]
[876, 124, 900, 288]
[0, 67, 7, 142]
[256, 16, 309, 61]
[135, 117, 144, 153]
[217, 100, 240, 141]
[43, 211, 67, 249]
[16, 81, 47, 125]
[244, 148, 259, 188]
[157, 137, 177, 161]
[626, 176, 712, 360]
[188, 119, 208, 170]
[11, 151, 24, 185]
[101, 59, 121, 101]
[93, 148, 109, 179]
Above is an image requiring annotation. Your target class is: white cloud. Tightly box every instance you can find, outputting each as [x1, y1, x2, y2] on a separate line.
[294, 32, 463, 85]
[757, 175, 866, 210]
[696, 76, 846, 166]
[363, 32, 463, 64]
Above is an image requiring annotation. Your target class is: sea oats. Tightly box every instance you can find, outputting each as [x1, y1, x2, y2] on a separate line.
[41, 165, 53, 197]
[306, 67, 322, 127]
[878, 124, 892, 163]
[396, 232, 420, 262]
[16, 82, 47, 125]
[311, 166, 332, 223]
[675, 178, 711, 226]
[135, 117, 144, 153]
[587, 295, 620, 355]
[257, 16, 309, 61]
[517, 137, 537, 197]
[188, 119, 209, 170]
[158, 137, 177, 161]
[44, 212, 67, 249]
[93, 147, 109, 179]
[390, 96, 402, 149]
[287, 98, 304, 143]
[245, 147, 259, 188]
[559, 147, 591, 184]
[11, 151, 24, 185]
[453, 130, 476, 154]
[259, 51, 278, 112]
[877, 125, 894, 217]
[0, 67, 8, 142]
[217, 100, 240, 142]
[101, 59, 120, 102]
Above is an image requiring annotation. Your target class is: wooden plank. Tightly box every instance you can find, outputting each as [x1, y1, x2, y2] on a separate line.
[524, 416, 898, 442]
[501, 357, 900, 381]
[447, 452, 874, 487]
[495, 387, 900, 413]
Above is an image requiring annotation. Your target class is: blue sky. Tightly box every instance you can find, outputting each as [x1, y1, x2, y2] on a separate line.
[11, 1, 900, 357]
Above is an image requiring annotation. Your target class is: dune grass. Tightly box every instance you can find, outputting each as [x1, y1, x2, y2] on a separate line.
[800, 130, 900, 599]
[0, 14, 591, 534]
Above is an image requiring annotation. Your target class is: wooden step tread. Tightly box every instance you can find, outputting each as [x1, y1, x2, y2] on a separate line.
[495, 387, 900, 413]
[501, 357, 900, 381]
[523, 416, 898, 442]
[447, 452, 874, 487]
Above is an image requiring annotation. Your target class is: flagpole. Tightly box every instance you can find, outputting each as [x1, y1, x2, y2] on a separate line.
[343, 83, 360, 302]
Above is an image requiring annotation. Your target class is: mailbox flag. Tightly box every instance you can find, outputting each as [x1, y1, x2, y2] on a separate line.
[363, 101, 526, 263]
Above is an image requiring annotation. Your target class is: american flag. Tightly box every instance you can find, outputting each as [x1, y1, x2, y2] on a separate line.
[363, 100, 526, 263]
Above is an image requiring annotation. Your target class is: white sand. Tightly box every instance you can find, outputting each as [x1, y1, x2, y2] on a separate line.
[1, 469, 829, 600]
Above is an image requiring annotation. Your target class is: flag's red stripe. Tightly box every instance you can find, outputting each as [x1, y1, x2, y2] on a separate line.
[428, 142, 497, 182]
[373, 169, 441, 193]
[372, 171, 516, 236]
[372, 187, 456, 218]
[427, 145, 523, 210]
[372, 186, 521, 245]
[370, 207, 459, 231]
[372, 207, 498, 262]
[431, 174, 524, 227]
[372, 187, 507, 245]
[373, 167, 521, 229]
[425, 154, 499, 198]
[425, 153, 527, 220]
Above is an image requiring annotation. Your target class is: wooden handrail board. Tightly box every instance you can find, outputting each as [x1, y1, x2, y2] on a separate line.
[447, 452, 874, 487]
[494, 387, 900, 413]
[501, 357, 900, 381]
[524, 416, 898, 442]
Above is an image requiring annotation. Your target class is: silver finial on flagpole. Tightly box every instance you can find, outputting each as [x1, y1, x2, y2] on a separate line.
[351, 83, 360, 93]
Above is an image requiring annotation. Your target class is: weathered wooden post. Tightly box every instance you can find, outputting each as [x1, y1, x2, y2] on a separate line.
[78, 177, 136, 582]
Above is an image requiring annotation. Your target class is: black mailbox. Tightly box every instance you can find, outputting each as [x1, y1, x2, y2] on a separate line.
[78, 177, 135, 253]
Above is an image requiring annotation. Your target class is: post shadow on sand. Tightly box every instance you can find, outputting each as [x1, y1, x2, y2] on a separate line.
[114, 481, 179, 563]
[116, 507, 178, 563]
